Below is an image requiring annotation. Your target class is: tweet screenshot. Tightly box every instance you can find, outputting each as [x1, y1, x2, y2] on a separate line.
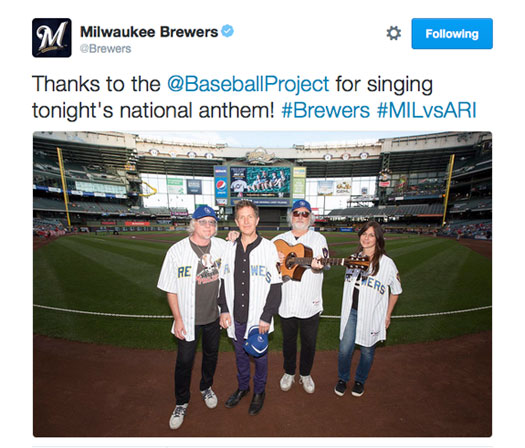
[7, 1, 521, 448]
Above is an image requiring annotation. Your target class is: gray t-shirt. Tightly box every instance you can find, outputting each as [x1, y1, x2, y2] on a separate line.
[189, 240, 220, 325]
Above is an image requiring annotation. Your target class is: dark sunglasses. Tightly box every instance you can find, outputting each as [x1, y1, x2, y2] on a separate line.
[293, 210, 310, 218]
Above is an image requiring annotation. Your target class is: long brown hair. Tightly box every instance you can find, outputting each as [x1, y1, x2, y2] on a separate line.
[356, 221, 386, 276]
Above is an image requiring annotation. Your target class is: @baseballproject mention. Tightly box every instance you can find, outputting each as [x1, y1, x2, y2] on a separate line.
[11, 1, 522, 448]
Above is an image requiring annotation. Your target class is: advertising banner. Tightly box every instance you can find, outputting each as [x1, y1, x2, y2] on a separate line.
[292, 167, 306, 198]
[167, 177, 185, 194]
[186, 179, 202, 195]
[318, 180, 334, 196]
[214, 166, 228, 202]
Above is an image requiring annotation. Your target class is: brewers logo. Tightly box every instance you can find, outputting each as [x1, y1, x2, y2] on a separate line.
[33, 18, 72, 57]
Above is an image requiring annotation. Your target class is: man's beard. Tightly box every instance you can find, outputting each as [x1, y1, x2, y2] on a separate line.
[292, 221, 309, 232]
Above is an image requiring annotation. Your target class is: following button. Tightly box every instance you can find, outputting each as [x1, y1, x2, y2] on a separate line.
[412, 18, 493, 49]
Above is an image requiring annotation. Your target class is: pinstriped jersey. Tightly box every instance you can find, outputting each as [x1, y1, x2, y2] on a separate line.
[157, 236, 228, 342]
[220, 237, 282, 340]
[339, 254, 402, 347]
[271, 230, 328, 319]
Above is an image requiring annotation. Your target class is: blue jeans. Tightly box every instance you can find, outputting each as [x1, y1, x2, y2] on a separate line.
[337, 308, 376, 384]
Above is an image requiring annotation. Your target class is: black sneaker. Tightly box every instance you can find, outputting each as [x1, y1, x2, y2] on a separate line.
[334, 379, 347, 396]
[351, 381, 364, 397]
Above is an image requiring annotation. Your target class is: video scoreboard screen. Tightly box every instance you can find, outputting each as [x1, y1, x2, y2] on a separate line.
[214, 165, 306, 207]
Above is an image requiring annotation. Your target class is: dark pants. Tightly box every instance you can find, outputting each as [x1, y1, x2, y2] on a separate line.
[175, 318, 220, 405]
[233, 321, 268, 394]
[281, 313, 320, 376]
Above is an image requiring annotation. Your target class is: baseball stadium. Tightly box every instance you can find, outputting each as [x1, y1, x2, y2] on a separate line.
[33, 130, 492, 438]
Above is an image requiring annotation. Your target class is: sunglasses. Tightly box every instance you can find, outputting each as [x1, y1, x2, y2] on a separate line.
[292, 211, 310, 218]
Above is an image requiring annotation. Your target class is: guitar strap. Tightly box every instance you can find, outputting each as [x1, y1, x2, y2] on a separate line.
[352, 272, 362, 310]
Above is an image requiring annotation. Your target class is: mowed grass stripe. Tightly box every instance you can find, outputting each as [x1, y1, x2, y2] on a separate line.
[386, 241, 491, 344]
[59, 237, 164, 281]
[34, 237, 168, 314]
[33, 234, 492, 350]
[34, 243, 74, 308]
[395, 243, 490, 312]
[386, 236, 448, 257]
[68, 235, 170, 258]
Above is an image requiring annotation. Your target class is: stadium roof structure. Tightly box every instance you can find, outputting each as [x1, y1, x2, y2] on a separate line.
[33, 131, 135, 171]
[136, 155, 217, 177]
[34, 131, 491, 178]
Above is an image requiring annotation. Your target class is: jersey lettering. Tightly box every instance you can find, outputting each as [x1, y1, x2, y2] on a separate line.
[362, 276, 386, 295]
[177, 266, 192, 278]
[249, 265, 272, 283]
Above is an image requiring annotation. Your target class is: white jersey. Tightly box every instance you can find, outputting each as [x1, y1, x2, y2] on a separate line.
[231, 179, 248, 193]
[157, 236, 227, 342]
[339, 254, 402, 347]
[271, 230, 328, 319]
[220, 237, 282, 340]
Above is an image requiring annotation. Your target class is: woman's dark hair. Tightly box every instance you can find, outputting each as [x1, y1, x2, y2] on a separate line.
[356, 221, 386, 276]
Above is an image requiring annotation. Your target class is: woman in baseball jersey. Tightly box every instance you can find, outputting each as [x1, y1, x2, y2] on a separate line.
[334, 221, 402, 398]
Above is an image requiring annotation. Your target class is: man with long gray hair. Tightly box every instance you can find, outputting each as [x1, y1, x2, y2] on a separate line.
[271, 199, 329, 394]
[158, 205, 227, 430]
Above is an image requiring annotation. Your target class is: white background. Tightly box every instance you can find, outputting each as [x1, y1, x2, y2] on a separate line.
[2, 1, 523, 447]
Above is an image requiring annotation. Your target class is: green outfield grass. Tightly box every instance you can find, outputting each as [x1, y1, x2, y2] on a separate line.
[33, 232, 492, 351]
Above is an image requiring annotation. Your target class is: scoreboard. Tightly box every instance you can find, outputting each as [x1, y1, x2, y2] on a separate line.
[214, 165, 306, 207]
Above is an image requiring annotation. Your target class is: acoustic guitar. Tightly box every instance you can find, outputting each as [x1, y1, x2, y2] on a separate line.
[273, 239, 370, 282]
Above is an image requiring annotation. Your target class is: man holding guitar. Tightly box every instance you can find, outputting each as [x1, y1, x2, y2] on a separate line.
[271, 200, 328, 394]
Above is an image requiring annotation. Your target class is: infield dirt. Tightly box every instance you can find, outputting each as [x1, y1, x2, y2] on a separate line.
[34, 331, 491, 437]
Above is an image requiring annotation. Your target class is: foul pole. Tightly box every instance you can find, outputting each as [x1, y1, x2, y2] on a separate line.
[442, 154, 455, 227]
[56, 147, 72, 230]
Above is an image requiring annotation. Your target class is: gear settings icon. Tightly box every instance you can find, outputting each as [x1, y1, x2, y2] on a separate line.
[387, 26, 401, 40]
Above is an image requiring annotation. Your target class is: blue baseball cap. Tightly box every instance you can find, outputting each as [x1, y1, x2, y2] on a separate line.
[291, 199, 311, 212]
[192, 205, 217, 220]
[244, 326, 268, 357]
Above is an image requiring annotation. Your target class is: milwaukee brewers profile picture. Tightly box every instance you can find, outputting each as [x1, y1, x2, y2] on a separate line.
[32, 18, 72, 57]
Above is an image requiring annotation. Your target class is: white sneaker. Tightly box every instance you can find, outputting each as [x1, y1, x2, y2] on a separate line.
[169, 403, 188, 430]
[201, 387, 218, 408]
[280, 373, 295, 391]
[299, 375, 315, 394]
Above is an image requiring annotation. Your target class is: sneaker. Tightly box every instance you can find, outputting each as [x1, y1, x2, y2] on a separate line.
[169, 404, 188, 430]
[351, 381, 365, 397]
[299, 375, 315, 394]
[334, 379, 347, 397]
[279, 373, 295, 391]
[201, 387, 218, 408]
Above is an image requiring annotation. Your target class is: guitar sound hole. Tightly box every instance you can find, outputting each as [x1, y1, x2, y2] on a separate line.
[286, 252, 296, 269]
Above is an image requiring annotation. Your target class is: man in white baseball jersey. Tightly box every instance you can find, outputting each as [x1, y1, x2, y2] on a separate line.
[271, 199, 327, 394]
[157, 205, 227, 430]
[334, 221, 402, 398]
[218, 200, 282, 416]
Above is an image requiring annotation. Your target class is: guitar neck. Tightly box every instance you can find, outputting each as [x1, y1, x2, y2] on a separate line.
[292, 257, 368, 267]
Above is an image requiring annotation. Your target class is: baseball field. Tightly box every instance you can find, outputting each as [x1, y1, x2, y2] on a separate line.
[33, 231, 492, 350]
[33, 231, 492, 437]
